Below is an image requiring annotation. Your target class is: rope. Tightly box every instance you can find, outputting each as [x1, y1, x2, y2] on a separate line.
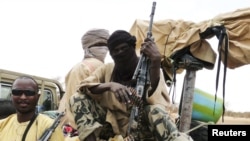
[184, 121, 214, 134]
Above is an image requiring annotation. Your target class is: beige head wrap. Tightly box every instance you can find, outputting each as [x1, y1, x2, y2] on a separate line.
[81, 29, 109, 62]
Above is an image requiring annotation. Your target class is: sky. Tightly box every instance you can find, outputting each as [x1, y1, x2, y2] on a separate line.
[1, 0, 250, 112]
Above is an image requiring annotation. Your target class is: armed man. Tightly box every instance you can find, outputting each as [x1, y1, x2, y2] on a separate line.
[0, 76, 64, 141]
[69, 29, 193, 141]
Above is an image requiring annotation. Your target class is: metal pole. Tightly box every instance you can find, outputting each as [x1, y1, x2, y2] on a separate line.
[179, 69, 196, 132]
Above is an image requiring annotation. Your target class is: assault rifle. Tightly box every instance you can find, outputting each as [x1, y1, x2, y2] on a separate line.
[127, 1, 156, 137]
[38, 112, 64, 141]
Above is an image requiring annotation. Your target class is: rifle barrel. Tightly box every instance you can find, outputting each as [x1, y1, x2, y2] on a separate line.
[127, 1, 157, 137]
[147, 1, 156, 39]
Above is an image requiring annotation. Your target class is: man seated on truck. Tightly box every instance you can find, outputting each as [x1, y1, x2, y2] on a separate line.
[58, 28, 110, 131]
[70, 30, 193, 141]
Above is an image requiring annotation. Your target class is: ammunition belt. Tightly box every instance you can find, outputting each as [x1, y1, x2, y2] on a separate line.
[124, 87, 145, 141]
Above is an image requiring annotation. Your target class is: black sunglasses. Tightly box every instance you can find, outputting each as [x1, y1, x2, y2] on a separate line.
[12, 89, 36, 96]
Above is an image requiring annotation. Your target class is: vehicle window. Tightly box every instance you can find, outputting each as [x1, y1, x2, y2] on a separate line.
[0, 83, 11, 100]
[0, 99, 16, 119]
[40, 89, 53, 111]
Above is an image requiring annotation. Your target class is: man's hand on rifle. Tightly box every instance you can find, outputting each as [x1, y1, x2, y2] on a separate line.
[140, 38, 161, 66]
[140, 38, 162, 96]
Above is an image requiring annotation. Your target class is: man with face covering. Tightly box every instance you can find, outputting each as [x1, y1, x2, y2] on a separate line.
[70, 30, 193, 141]
[58, 28, 110, 132]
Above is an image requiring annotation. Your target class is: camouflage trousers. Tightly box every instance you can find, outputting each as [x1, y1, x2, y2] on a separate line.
[70, 92, 192, 141]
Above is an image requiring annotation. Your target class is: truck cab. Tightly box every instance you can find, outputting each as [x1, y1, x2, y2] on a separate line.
[0, 68, 65, 113]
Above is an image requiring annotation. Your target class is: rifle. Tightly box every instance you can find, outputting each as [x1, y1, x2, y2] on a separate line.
[38, 112, 64, 141]
[127, 1, 156, 138]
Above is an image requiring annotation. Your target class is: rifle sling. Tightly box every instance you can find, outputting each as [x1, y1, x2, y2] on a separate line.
[22, 112, 38, 141]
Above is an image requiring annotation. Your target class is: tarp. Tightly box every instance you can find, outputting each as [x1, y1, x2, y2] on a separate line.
[129, 7, 250, 73]
[130, 7, 250, 121]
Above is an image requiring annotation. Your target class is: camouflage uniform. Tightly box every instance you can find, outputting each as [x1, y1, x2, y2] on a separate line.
[70, 91, 191, 141]
[69, 63, 193, 141]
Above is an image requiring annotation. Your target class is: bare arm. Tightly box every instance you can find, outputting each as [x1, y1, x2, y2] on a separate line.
[89, 82, 112, 94]
[141, 38, 161, 96]
[89, 82, 132, 104]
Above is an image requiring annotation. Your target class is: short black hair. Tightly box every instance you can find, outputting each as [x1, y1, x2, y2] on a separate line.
[12, 75, 39, 93]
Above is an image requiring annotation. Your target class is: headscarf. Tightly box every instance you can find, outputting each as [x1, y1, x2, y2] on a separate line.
[107, 30, 136, 51]
[81, 29, 110, 61]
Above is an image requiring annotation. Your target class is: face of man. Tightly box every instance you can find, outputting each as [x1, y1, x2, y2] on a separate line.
[11, 78, 39, 114]
[110, 43, 135, 63]
[87, 46, 108, 62]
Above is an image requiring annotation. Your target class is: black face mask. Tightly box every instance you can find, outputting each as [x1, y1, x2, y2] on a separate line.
[110, 43, 136, 62]
[112, 47, 135, 63]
